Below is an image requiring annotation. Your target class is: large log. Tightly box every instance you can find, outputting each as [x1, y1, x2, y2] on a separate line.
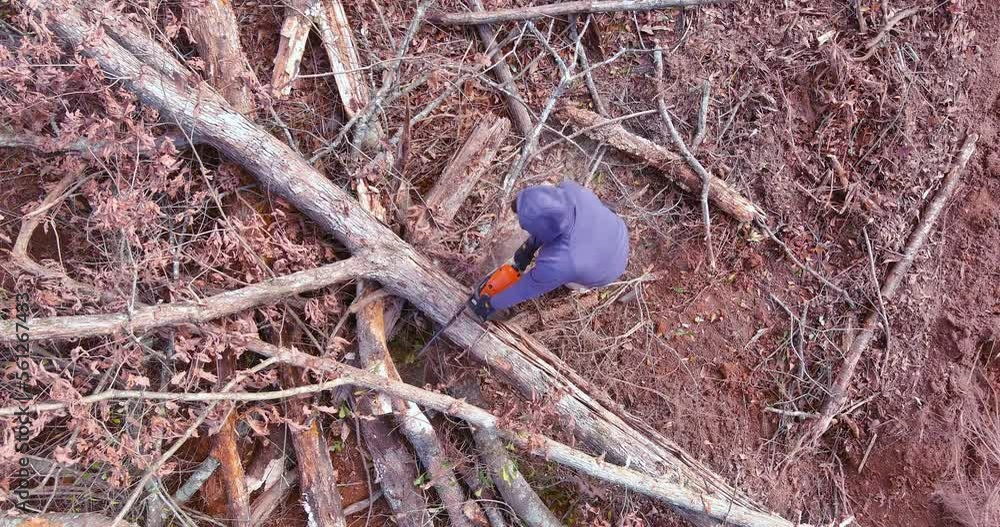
[431, 0, 723, 26]
[558, 106, 762, 223]
[181, 0, 257, 114]
[29, 4, 787, 525]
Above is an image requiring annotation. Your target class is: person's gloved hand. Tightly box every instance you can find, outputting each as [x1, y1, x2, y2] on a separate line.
[468, 292, 496, 321]
[512, 238, 539, 272]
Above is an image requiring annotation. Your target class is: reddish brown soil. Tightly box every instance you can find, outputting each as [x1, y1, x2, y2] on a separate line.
[501, 1, 1000, 525]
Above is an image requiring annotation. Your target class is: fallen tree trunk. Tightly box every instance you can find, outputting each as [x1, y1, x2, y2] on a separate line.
[557, 106, 762, 223]
[791, 134, 979, 454]
[431, 0, 723, 26]
[29, 5, 787, 525]
[0, 337, 804, 526]
[0, 257, 364, 342]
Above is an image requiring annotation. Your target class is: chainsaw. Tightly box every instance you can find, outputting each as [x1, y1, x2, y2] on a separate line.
[414, 261, 523, 357]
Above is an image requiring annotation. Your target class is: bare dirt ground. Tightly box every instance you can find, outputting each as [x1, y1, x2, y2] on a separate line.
[2, 0, 999, 526]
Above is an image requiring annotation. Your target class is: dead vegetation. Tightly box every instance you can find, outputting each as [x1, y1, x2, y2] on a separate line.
[0, 0, 997, 526]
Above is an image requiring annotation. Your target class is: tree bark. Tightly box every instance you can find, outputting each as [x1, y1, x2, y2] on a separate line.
[558, 105, 762, 223]
[244, 428, 289, 494]
[432, 0, 724, 26]
[355, 411, 431, 527]
[181, 0, 257, 114]
[30, 6, 787, 525]
[0, 514, 138, 527]
[421, 117, 511, 228]
[452, 380, 561, 527]
[280, 364, 347, 527]
[0, 257, 364, 342]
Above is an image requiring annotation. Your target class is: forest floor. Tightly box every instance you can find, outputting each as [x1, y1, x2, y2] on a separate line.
[2, 0, 999, 526]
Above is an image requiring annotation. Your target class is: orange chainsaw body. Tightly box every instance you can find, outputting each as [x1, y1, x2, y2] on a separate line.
[479, 264, 522, 297]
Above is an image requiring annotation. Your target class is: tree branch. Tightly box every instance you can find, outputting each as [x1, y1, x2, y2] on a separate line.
[431, 0, 725, 26]
[0, 257, 366, 342]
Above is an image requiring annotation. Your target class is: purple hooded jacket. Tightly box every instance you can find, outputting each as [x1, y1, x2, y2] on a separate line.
[490, 181, 630, 311]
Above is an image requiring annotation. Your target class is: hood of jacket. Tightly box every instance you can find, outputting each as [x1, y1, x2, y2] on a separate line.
[515, 185, 575, 244]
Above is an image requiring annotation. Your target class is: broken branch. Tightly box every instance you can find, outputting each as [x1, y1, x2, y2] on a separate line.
[653, 45, 715, 270]
[432, 0, 725, 26]
[0, 257, 365, 343]
[465, 0, 533, 135]
[558, 105, 763, 222]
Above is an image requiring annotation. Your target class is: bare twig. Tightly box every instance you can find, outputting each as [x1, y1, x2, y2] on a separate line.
[863, 227, 891, 375]
[855, 6, 925, 61]
[9, 173, 112, 302]
[500, 21, 576, 196]
[755, 220, 855, 308]
[569, 15, 608, 117]
[652, 44, 715, 269]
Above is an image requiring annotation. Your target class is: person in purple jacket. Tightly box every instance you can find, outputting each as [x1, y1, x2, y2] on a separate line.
[469, 181, 630, 320]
